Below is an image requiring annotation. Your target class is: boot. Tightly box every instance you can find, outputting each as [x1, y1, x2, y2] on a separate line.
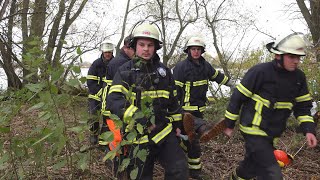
[183, 112, 196, 142]
[199, 118, 227, 143]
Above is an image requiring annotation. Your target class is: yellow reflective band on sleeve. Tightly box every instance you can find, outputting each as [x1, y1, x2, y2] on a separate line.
[175, 80, 184, 87]
[170, 114, 182, 122]
[274, 102, 293, 110]
[141, 90, 170, 99]
[123, 104, 138, 123]
[193, 80, 208, 86]
[184, 82, 191, 103]
[188, 163, 202, 170]
[106, 80, 113, 86]
[295, 94, 312, 102]
[182, 105, 199, 111]
[211, 71, 219, 79]
[108, 85, 129, 95]
[101, 110, 111, 117]
[102, 77, 107, 83]
[188, 157, 201, 163]
[297, 115, 314, 123]
[86, 75, 100, 81]
[88, 94, 101, 101]
[101, 87, 108, 112]
[239, 125, 267, 136]
[225, 110, 239, 120]
[180, 141, 187, 152]
[151, 123, 173, 144]
[199, 106, 206, 112]
[220, 76, 229, 85]
[237, 83, 253, 98]
[167, 117, 174, 122]
[96, 88, 103, 97]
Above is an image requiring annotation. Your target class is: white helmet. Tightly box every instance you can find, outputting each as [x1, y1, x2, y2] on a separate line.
[100, 41, 114, 52]
[131, 23, 162, 50]
[184, 36, 206, 53]
[266, 33, 306, 56]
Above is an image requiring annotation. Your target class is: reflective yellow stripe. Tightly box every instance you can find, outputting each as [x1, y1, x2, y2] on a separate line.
[101, 87, 108, 112]
[132, 135, 149, 144]
[274, 102, 293, 110]
[182, 105, 199, 111]
[220, 75, 229, 85]
[174, 90, 177, 97]
[193, 80, 208, 86]
[188, 163, 202, 170]
[108, 85, 129, 95]
[237, 83, 252, 98]
[297, 115, 314, 123]
[101, 110, 111, 116]
[180, 141, 187, 152]
[225, 110, 239, 120]
[88, 94, 101, 101]
[170, 114, 182, 122]
[86, 75, 100, 81]
[251, 94, 270, 108]
[188, 157, 201, 163]
[123, 105, 138, 123]
[151, 123, 172, 144]
[252, 101, 263, 126]
[175, 80, 184, 87]
[211, 71, 219, 79]
[295, 94, 312, 102]
[199, 106, 206, 112]
[184, 82, 191, 103]
[239, 125, 267, 136]
[141, 90, 170, 99]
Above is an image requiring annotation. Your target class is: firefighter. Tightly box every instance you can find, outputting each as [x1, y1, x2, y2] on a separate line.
[99, 35, 135, 145]
[107, 23, 188, 179]
[173, 36, 234, 179]
[86, 40, 114, 145]
[223, 32, 318, 179]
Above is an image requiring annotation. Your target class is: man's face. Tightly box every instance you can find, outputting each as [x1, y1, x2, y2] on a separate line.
[103, 51, 113, 61]
[189, 46, 202, 59]
[277, 54, 301, 71]
[135, 38, 155, 60]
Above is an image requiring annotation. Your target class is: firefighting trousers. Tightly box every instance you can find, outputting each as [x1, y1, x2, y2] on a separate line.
[184, 116, 206, 171]
[235, 134, 283, 180]
[115, 131, 189, 180]
[88, 99, 101, 133]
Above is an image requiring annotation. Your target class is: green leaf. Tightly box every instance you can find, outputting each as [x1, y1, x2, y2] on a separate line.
[38, 111, 51, 121]
[72, 66, 81, 74]
[136, 123, 144, 134]
[136, 149, 148, 162]
[126, 131, 137, 141]
[150, 116, 155, 125]
[119, 158, 130, 172]
[130, 167, 138, 180]
[31, 132, 53, 146]
[67, 79, 80, 87]
[68, 126, 84, 133]
[25, 83, 45, 93]
[133, 111, 145, 120]
[99, 131, 114, 142]
[133, 146, 139, 157]
[79, 76, 87, 84]
[110, 114, 120, 121]
[0, 126, 10, 133]
[27, 102, 45, 112]
[76, 46, 82, 55]
[0, 153, 9, 165]
[78, 153, 89, 171]
[53, 160, 67, 170]
[50, 85, 59, 94]
[103, 150, 117, 162]
[51, 68, 64, 82]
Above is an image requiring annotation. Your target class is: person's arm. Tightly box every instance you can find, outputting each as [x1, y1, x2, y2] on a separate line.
[172, 63, 185, 105]
[86, 61, 101, 94]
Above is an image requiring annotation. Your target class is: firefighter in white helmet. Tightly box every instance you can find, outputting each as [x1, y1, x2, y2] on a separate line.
[223, 32, 317, 179]
[107, 23, 188, 179]
[86, 40, 114, 145]
[173, 35, 235, 179]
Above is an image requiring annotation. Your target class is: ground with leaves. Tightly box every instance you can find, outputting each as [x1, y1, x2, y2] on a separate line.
[2, 97, 320, 180]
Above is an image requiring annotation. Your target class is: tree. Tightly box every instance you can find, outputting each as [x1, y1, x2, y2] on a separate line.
[296, 0, 320, 62]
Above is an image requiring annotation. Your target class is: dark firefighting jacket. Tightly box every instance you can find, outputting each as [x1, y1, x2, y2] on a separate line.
[225, 59, 316, 137]
[87, 54, 113, 102]
[173, 56, 230, 114]
[101, 49, 132, 116]
[107, 54, 183, 145]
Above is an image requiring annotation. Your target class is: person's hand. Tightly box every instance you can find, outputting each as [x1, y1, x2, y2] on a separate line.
[176, 128, 181, 136]
[224, 128, 234, 137]
[306, 133, 317, 148]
